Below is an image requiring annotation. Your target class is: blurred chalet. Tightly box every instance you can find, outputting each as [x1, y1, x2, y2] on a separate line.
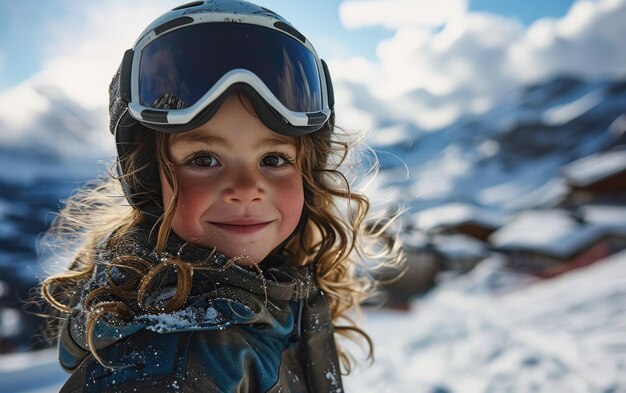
[410, 202, 508, 242]
[560, 148, 626, 208]
[489, 209, 626, 278]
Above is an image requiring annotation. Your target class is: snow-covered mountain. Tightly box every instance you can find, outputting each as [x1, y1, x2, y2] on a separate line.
[0, 87, 109, 270]
[366, 75, 626, 215]
[0, 83, 111, 351]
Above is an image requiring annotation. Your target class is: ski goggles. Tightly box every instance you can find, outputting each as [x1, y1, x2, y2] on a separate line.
[120, 15, 334, 135]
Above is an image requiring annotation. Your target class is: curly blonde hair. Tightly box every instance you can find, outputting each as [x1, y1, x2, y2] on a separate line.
[41, 110, 404, 373]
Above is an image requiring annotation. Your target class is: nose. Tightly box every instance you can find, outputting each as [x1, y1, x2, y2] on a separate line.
[222, 165, 265, 205]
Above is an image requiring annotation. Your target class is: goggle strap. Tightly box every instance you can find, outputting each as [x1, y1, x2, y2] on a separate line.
[307, 112, 328, 125]
[120, 49, 134, 103]
[141, 93, 226, 134]
[273, 21, 306, 44]
[321, 59, 335, 110]
[141, 110, 169, 123]
[155, 16, 194, 36]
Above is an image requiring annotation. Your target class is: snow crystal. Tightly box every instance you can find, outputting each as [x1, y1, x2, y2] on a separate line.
[141, 307, 204, 333]
[324, 369, 343, 393]
[205, 307, 218, 322]
[144, 286, 178, 307]
[107, 266, 126, 283]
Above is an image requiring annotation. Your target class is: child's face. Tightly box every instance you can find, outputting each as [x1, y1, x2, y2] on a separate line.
[160, 94, 304, 265]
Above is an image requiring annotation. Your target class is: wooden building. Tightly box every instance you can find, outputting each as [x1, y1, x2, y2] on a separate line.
[489, 209, 626, 278]
[410, 202, 507, 242]
[560, 148, 626, 208]
[371, 230, 490, 309]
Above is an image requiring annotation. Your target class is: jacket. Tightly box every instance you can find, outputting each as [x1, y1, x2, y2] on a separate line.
[57, 228, 344, 392]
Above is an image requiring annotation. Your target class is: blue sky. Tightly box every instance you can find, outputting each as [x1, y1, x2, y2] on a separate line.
[0, 0, 576, 91]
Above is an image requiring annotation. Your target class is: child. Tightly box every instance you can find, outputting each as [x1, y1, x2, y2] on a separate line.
[41, 1, 402, 392]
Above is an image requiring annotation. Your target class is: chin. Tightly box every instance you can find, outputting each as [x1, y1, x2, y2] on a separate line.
[179, 232, 273, 266]
[223, 252, 267, 266]
[213, 245, 269, 265]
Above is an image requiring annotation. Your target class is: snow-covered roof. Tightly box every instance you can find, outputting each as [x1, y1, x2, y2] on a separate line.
[579, 205, 626, 237]
[489, 209, 610, 259]
[562, 149, 626, 187]
[431, 234, 488, 260]
[411, 202, 507, 232]
[401, 231, 489, 261]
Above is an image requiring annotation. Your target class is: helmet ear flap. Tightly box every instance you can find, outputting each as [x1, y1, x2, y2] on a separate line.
[109, 50, 134, 135]
[115, 117, 164, 221]
[119, 49, 134, 104]
[110, 51, 163, 221]
[321, 59, 334, 111]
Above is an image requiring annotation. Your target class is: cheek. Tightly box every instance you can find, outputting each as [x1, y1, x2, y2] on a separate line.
[274, 175, 305, 231]
[177, 178, 209, 203]
[173, 176, 214, 220]
[160, 168, 212, 233]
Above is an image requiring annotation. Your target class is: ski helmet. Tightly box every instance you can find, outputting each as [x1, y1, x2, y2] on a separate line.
[108, 0, 335, 215]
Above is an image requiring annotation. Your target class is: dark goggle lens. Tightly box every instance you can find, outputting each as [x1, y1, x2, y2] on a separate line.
[138, 23, 323, 113]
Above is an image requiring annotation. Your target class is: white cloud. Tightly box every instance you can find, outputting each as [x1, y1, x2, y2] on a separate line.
[375, 14, 523, 98]
[332, 0, 626, 132]
[340, 0, 468, 29]
[0, 83, 51, 133]
[25, 1, 179, 110]
[333, 12, 525, 130]
[0, 1, 178, 151]
[0, 82, 114, 162]
[509, 0, 626, 83]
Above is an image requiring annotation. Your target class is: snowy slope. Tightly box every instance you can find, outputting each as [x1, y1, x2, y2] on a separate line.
[343, 251, 626, 393]
[0, 349, 67, 393]
[2, 250, 625, 392]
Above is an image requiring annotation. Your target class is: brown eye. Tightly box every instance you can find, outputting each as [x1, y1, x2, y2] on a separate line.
[191, 154, 219, 167]
[262, 155, 283, 167]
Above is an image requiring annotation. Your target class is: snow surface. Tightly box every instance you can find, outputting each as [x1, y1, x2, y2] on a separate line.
[344, 251, 626, 392]
[2, 251, 625, 392]
[0, 349, 67, 393]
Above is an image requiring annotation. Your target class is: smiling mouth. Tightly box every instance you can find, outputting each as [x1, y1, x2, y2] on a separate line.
[209, 221, 272, 234]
